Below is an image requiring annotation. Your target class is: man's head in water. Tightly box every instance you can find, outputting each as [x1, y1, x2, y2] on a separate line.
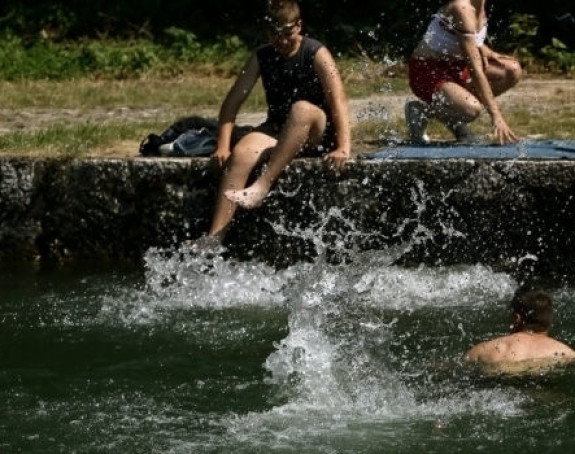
[510, 289, 553, 334]
[464, 287, 575, 372]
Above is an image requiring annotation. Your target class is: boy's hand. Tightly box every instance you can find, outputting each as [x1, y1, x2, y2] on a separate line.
[322, 148, 349, 171]
[211, 147, 232, 168]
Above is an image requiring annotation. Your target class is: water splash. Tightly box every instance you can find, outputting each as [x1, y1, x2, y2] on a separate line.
[130, 187, 526, 441]
[141, 243, 292, 309]
[261, 254, 517, 407]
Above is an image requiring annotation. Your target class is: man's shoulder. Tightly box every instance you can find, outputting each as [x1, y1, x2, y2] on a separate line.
[466, 333, 575, 364]
[465, 336, 512, 363]
[543, 336, 575, 358]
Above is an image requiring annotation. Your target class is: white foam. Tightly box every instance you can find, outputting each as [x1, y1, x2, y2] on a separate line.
[353, 262, 517, 311]
[141, 244, 294, 309]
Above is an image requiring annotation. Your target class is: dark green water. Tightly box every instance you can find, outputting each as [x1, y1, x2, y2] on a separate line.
[1, 256, 575, 453]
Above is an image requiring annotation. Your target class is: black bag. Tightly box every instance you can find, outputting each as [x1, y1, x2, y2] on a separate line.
[139, 116, 218, 157]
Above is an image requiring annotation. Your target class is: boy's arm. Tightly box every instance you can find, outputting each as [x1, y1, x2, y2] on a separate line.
[313, 46, 351, 170]
[213, 53, 260, 167]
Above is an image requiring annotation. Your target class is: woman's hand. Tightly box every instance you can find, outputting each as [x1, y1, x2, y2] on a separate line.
[479, 46, 492, 69]
[492, 115, 519, 145]
[481, 46, 516, 71]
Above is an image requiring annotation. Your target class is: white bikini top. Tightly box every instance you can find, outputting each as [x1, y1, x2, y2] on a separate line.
[423, 14, 487, 59]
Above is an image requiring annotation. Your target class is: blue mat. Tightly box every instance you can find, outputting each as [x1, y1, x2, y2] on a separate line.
[364, 140, 575, 160]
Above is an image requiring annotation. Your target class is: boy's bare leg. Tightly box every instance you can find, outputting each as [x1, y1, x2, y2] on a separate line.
[225, 101, 326, 209]
[208, 132, 276, 237]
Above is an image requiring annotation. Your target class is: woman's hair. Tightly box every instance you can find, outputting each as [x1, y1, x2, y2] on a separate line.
[511, 289, 553, 332]
[266, 0, 301, 24]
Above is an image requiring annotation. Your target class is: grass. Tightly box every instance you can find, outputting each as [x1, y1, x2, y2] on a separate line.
[0, 31, 572, 158]
[0, 122, 160, 158]
[0, 72, 269, 158]
[355, 107, 575, 149]
[352, 75, 575, 147]
[0, 76, 262, 110]
[338, 58, 410, 98]
[0, 56, 410, 158]
[0, 60, 574, 158]
[0, 56, 398, 110]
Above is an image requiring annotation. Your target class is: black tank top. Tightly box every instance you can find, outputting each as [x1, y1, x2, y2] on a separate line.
[256, 37, 330, 126]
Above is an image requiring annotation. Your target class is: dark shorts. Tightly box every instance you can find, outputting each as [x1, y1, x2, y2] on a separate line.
[252, 120, 336, 158]
[408, 56, 472, 104]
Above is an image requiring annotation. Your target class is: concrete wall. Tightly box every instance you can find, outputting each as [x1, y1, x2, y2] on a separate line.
[2, 156, 575, 277]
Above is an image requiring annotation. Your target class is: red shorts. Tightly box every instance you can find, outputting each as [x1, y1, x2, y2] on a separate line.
[408, 57, 472, 103]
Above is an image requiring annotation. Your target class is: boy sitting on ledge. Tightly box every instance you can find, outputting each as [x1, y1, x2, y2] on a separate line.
[205, 0, 351, 242]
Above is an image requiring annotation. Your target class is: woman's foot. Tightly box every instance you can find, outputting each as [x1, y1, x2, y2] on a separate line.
[225, 186, 267, 209]
[449, 122, 480, 144]
[405, 100, 430, 144]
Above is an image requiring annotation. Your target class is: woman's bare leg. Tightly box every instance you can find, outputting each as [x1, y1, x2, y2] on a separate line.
[208, 132, 276, 237]
[430, 81, 483, 126]
[431, 57, 521, 137]
[225, 101, 327, 209]
[482, 56, 522, 97]
[413, 57, 521, 142]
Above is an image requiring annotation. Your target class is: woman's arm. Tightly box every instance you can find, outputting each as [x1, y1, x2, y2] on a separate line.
[452, 4, 518, 144]
[479, 44, 515, 67]
[212, 53, 260, 167]
[313, 46, 351, 169]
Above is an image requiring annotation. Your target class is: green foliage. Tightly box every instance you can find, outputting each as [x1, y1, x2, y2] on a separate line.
[541, 38, 575, 74]
[163, 27, 203, 61]
[504, 13, 539, 67]
[162, 28, 249, 71]
[76, 40, 161, 78]
[0, 31, 250, 81]
[0, 1, 573, 80]
[0, 33, 72, 79]
[498, 13, 575, 74]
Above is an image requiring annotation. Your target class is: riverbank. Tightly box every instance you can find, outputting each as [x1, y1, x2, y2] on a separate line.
[0, 77, 574, 158]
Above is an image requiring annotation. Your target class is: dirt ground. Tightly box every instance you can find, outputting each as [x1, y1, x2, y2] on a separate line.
[1, 78, 573, 158]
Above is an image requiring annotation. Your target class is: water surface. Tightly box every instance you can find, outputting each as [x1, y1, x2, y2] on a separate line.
[1, 251, 575, 453]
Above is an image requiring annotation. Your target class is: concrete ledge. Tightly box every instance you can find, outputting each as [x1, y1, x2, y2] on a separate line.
[2, 156, 575, 277]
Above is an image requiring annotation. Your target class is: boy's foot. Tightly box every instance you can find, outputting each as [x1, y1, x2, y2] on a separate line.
[186, 234, 222, 250]
[225, 187, 267, 209]
[405, 100, 430, 144]
[449, 123, 480, 144]
[183, 234, 224, 259]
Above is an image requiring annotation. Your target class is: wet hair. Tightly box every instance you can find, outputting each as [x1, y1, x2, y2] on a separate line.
[266, 0, 301, 25]
[511, 289, 553, 332]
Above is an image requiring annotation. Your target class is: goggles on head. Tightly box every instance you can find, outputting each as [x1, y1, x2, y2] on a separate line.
[264, 16, 300, 35]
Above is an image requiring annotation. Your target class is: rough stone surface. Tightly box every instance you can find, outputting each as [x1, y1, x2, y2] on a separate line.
[2, 157, 575, 277]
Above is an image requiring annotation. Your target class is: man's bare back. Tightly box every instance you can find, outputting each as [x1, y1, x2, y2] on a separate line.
[464, 289, 575, 374]
[466, 331, 575, 364]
